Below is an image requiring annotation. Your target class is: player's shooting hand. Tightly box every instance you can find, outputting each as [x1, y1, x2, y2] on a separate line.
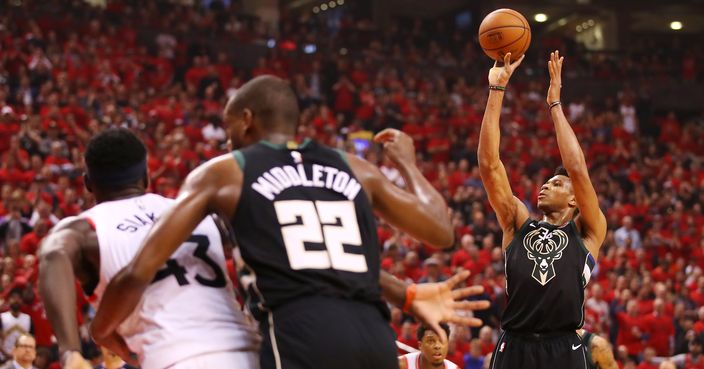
[410, 270, 491, 345]
[488, 52, 525, 87]
[374, 128, 416, 169]
[547, 50, 564, 104]
[63, 351, 93, 369]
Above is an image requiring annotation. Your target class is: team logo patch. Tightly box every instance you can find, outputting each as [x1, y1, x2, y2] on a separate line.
[523, 227, 569, 286]
[499, 342, 506, 352]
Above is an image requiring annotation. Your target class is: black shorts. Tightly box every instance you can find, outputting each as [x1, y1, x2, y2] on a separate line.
[259, 296, 398, 369]
[489, 331, 587, 369]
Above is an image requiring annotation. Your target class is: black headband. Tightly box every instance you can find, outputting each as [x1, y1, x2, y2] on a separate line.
[87, 158, 147, 187]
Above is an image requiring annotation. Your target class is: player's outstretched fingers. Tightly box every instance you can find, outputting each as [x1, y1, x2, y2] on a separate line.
[429, 321, 450, 345]
[451, 285, 485, 300]
[452, 300, 491, 311]
[447, 315, 484, 328]
[373, 128, 400, 143]
[444, 270, 470, 289]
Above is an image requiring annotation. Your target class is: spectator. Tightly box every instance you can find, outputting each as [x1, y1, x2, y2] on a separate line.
[646, 298, 675, 357]
[637, 347, 658, 369]
[464, 339, 485, 369]
[0, 334, 37, 369]
[0, 290, 33, 362]
[614, 216, 642, 249]
[418, 258, 447, 283]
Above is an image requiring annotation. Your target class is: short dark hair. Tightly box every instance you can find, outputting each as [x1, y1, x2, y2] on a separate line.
[225, 75, 300, 132]
[553, 166, 569, 177]
[84, 128, 147, 189]
[9, 287, 24, 298]
[417, 323, 451, 342]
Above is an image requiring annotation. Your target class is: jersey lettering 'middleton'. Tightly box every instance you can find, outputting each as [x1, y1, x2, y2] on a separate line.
[252, 163, 362, 201]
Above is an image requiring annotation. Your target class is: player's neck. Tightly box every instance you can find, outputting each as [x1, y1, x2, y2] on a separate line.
[541, 209, 572, 227]
[96, 187, 146, 204]
[261, 132, 296, 145]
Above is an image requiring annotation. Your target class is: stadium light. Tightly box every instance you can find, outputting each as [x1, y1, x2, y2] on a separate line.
[576, 25, 582, 32]
[320, 3, 327, 11]
[557, 18, 567, 26]
[313, 6, 319, 13]
[670, 21, 683, 30]
[328, 1, 336, 7]
[534, 13, 548, 23]
[337, 0, 344, 4]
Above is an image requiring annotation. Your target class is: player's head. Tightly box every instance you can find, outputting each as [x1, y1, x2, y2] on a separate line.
[537, 166, 577, 217]
[417, 323, 450, 367]
[223, 75, 300, 150]
[84, 128, 148, 202]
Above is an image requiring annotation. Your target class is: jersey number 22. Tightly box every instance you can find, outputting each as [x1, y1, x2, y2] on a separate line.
[275, 200, 368, 273]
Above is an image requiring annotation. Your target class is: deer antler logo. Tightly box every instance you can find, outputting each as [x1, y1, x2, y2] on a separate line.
[523, 227, 569, 286]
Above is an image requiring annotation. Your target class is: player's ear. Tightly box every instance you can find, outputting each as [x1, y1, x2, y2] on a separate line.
[242, 108, 254, 131]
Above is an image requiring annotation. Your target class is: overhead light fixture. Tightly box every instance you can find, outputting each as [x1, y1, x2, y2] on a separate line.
[328, 0, 336, 6]
[587, 19, 595, 26]
[576, 25, 582, 32]
[337, 0, 344, 4]
[557, 18, 567, 26]
[313, 6, 319, 13]
[534, 13, 548, 23]
[670, 21, 683, 30]
[320, 3, 328, 10]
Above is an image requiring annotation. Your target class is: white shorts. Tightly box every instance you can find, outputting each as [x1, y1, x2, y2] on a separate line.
[165, 350, 260, 369]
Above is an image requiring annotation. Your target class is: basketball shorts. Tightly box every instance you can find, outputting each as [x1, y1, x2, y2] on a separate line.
[166, 350, 259, 369]
[489, 330, 587, 369]
[259, 296, 398, 369]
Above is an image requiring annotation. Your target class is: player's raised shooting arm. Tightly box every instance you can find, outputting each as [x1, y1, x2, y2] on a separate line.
[478, 53, 529, 237]
[546, 51, 606, 257]
[347, 130, 453, 248]
[38, 217, 93, 356]
[91, 155, 242, 342]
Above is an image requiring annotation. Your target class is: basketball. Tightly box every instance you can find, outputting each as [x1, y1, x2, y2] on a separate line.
[478, 8, 531, 62]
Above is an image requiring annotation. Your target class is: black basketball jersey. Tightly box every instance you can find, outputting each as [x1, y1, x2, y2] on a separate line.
[501, 219, 596, 333]
[230, 139, 385, 318]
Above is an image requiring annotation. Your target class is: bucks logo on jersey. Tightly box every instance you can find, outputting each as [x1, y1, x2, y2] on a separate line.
[522, 227, 569, 286]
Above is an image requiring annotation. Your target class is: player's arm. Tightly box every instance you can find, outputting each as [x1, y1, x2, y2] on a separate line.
[380, 270, 489, 343]
[91, 155, 242, 343]
[590, 334, 619, 369]
[546, 51, 607, 258]
[38, 217, 98, 368]
[477, 53, 529, 243]
[347, 130, 453, 248]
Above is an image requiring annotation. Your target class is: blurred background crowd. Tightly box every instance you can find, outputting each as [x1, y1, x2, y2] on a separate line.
[1, 0, 703, 368]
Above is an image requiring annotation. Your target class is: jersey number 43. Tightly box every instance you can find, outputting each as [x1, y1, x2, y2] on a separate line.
[151, 234, 227, 288]
[274, 200, 368, 273]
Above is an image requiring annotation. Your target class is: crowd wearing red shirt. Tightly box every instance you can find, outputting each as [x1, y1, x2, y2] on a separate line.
[1, 1, 703, 367]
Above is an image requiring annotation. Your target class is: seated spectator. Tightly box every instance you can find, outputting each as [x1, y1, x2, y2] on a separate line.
[0, 334, 37, 369]
[615, 216, 642, 249]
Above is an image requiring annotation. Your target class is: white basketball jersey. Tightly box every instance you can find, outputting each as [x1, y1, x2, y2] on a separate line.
[83, 193, 259, 369]
[400, 352, 459, 369]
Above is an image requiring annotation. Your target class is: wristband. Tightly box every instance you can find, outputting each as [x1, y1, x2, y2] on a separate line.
[548, 101, 561, 110]
[489, 85, 506, 91]
[403, 284, 417, 313]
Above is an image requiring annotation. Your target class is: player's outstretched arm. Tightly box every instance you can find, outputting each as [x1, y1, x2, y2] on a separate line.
[91, 155, 242, 344]
[590, 334, 619, 369]
[546, 51, 606, 257]
[478, 53, 529, 244]
[380, 270, 490, 343]
[38, 217, 103, 368]
[348, 129, 453, 248]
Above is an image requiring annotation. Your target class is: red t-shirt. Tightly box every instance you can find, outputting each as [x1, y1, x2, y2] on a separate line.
[616, 312, 647, 355]
[646, 313, 674, 356]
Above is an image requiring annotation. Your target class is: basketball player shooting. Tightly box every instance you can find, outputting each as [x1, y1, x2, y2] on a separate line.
[92, 76, 489, 369]
[478, 51, 607, 369]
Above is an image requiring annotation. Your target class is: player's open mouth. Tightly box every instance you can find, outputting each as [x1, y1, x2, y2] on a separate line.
[433, 353, 443, 358]
[538, 194, 546, 199]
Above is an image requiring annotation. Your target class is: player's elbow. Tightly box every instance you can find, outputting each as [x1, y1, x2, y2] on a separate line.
[427, 223, 455, 249]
